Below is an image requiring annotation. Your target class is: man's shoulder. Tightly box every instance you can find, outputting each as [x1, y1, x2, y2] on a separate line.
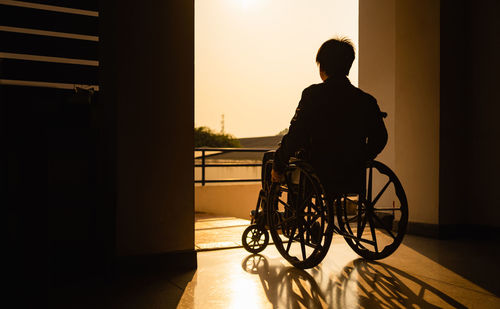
[301, 82, 378, 107]
[303, 81, 376, 101]
[352, 86, 377, 103]
[351, 86, 382, 115]
[302, 82, 324, 95]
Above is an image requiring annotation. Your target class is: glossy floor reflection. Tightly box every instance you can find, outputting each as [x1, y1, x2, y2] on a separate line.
[195, 212, 250, 250]
[178, 235, 500, 308]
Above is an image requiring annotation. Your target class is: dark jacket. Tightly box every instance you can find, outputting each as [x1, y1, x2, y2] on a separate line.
[273, 75, 388, 194]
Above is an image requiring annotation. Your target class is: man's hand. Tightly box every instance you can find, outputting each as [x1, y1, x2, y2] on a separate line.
[271, 169, 283, 183]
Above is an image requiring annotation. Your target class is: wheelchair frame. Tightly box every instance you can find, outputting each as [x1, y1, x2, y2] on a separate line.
[242, 157, 408, 269]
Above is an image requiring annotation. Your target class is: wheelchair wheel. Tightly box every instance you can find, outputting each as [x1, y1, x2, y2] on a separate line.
[336, 160, 408, 260]
[267, 162, 334, 269]
[242, 224, 269, 254]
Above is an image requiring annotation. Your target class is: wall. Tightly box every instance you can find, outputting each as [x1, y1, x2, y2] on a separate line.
[100, 1, 195, 257]
[360, 0, 441, 227]
[440, 0, 500, 229]
[465, 0, 500, 228]
[361, 0, 500, 234]
[1, 0, 104, 290]
[394, 0, 441, 225]
[358, 0, 396, 169]
[195, 164, 261, 184]
[195, 184, 261, 220]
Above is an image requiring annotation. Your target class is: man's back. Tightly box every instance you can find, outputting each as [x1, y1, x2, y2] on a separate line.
[304, 76, 387, 193]
[273, 76, 387, 194]
[272, 37, 387, 194]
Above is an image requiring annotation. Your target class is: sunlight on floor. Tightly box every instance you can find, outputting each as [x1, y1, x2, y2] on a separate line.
[179, 234, 499, 308]
[195, 212, 250, 251]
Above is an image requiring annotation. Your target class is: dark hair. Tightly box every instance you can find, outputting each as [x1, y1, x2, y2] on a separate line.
[316, 37, 355, 76]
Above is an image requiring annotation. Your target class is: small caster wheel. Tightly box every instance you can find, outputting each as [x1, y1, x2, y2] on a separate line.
[242, 224, 269, 254]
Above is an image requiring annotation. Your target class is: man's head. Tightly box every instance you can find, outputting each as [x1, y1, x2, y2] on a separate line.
[316, 37, 355, 79]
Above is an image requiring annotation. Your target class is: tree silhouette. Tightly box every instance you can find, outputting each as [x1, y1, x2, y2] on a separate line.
[194, 126, 241, 147]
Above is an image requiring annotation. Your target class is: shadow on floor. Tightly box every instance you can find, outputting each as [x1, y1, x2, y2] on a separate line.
[48, 268, 196, 308]
[402, 234, 500, 297]
[242, 254, 467, 308]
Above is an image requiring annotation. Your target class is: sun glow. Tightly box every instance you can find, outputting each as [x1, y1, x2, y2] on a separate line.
[240, 0, 256, 9]
[196, 0, 359, 138]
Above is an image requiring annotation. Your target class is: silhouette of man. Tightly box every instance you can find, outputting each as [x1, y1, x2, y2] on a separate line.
[271, 38, 387, 195]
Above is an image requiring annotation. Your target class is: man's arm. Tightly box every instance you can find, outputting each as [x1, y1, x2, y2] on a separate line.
[365, 97, 388, 160]
[272, 88, 313, 179]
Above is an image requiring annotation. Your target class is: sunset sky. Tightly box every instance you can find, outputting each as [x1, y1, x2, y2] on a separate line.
[195, 0, 359, 138]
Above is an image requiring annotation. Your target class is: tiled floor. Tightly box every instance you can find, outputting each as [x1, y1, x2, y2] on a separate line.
[186, 213, 500, 308]
[194, 212, 250, 250]
[50, 215, 500, 308]
[180, 235, 500, 308]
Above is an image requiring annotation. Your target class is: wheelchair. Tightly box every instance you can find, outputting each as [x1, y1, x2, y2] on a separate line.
[242, 151, 408, 269]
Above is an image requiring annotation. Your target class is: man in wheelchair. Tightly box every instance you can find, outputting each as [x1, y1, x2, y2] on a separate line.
[271, 38, 388, 196]
[243, 38, 402, 267]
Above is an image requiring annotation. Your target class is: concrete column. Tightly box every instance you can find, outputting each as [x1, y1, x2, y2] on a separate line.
[101, 1, 195, 259]
[360, 0, 441, 230]
[359, 0, 396, 168]
[395, 0, 440, 226]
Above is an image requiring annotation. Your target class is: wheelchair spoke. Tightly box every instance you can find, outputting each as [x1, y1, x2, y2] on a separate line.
[339, 198, 354, 236]
[304, 213, 321, 228]
[306, 204, 320, 222]
[304, 241, 322, 250]
[248, 230, 264, 247]
[372, 180, 392, 207]
[346, 203, 367, 223]
[372, 213, 396, 239]
[305, 200, 323, 216]
[306, 195, 312, 243]
[346, 213, 361, 223]
[297, 173, 305, 209]
[367, 166, 373, 202]
[303, 210, 320, 217]
[286, 226, 297, 253]
[355, 198, 365, 236]
[299, 231, 307, 260]
[274, 215, 296, 228]
[266, 164, 339, 268]
[312, 196, 325, 210]
[305, 219, 311, 244]
[302, 220, 313, 237]
[334, 160, 408, 260]
[357, 212, 368, 240]
[368, 215, 379, 253]
[302, 221, 325, 250]
[298, 192, 313, 210]
[278, 198, 295, 214]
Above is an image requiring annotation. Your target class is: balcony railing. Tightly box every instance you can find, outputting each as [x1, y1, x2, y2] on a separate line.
[195, 147, 271, 186]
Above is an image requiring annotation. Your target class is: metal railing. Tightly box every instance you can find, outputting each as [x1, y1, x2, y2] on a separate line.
[195, 147, 271, 185]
